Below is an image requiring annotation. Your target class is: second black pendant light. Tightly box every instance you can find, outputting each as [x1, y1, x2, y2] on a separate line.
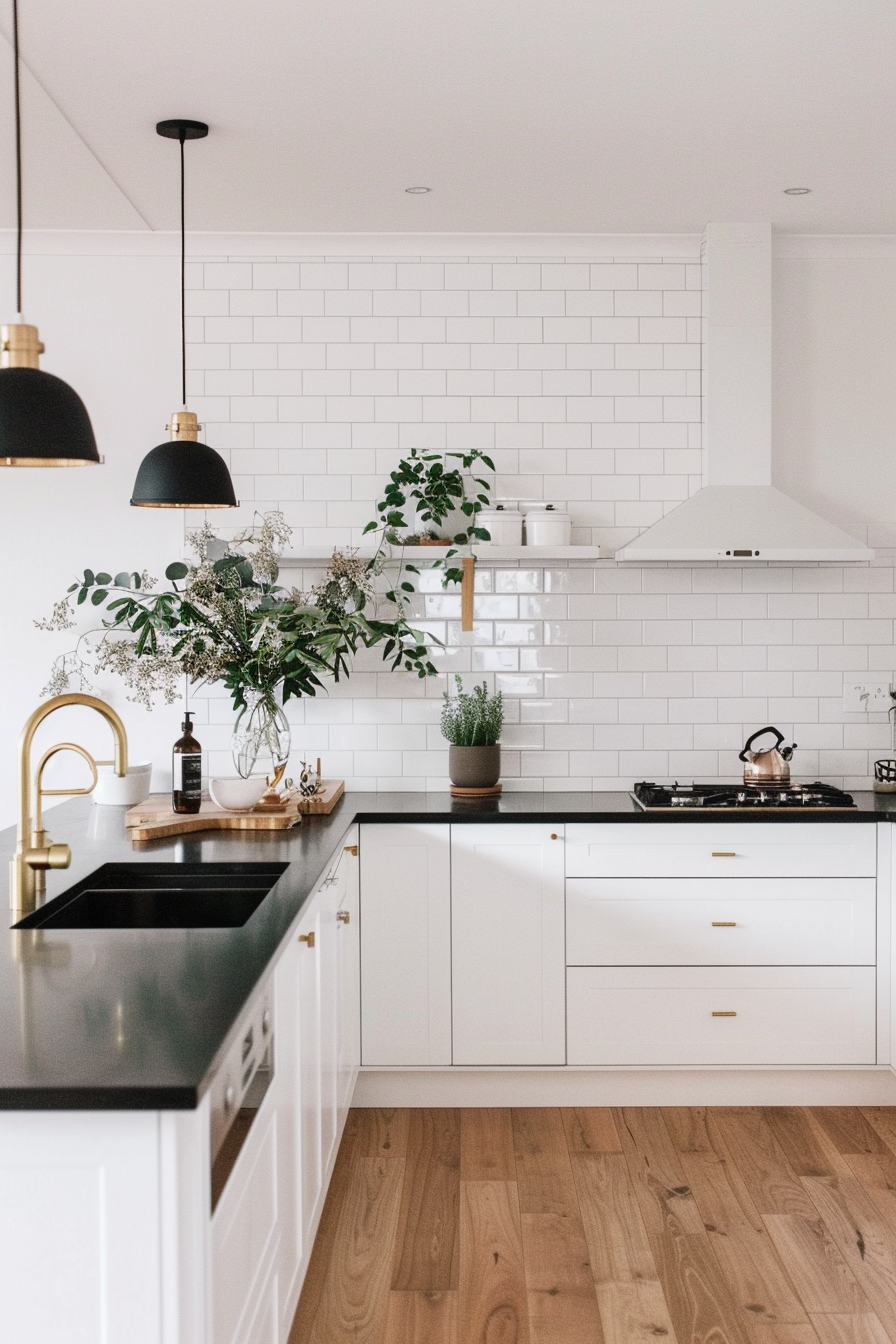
[131, 119, 237, 509]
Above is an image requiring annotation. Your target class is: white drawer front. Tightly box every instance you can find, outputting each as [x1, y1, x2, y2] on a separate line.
[567, 966, 876, 1065]
[566, 877, 876, 966]
[565, 823, 876, 878]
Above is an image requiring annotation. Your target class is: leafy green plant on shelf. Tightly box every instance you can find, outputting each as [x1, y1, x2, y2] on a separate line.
[362, 447, 495, 588]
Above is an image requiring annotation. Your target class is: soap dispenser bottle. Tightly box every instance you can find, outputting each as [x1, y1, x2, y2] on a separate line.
[172, 712, 202, 814]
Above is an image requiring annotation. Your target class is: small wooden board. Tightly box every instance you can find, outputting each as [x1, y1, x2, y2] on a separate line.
[449, 783, 503, 798]
[125, 781, 345, 841]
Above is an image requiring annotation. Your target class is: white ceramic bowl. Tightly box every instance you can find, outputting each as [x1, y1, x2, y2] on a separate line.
[209, 776, 268, 812]
[92, 762, 153, 806]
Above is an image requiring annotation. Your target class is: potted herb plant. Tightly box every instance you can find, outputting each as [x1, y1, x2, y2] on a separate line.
[440, 675, 504, 788]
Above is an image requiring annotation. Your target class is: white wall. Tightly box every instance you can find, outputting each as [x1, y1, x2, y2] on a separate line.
[1, 233, 895, 828]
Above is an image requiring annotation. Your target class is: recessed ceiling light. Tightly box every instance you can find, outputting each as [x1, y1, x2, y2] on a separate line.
[783, 187, 812, 195]
[405, 186, 431, 194]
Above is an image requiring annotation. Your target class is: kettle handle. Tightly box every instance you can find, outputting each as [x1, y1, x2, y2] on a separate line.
[739, 725, 786, 763]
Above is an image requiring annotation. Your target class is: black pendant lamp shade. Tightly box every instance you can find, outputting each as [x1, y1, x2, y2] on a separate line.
[0, 365, 99, 466]
[131, 118, 237, 509]
[131, 420, 237, 508]
[0, 0, 100, 468]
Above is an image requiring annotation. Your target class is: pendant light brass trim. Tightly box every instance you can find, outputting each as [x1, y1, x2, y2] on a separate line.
[130, 118, 238, 510]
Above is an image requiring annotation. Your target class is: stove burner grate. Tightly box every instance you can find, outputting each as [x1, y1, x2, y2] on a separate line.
[632, 781, 856, 810]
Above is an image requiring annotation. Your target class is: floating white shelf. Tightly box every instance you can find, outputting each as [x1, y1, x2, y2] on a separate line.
[278, 544, 604, 565]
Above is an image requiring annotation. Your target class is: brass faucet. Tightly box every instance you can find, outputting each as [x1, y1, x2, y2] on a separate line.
[10, 693, 128, 917]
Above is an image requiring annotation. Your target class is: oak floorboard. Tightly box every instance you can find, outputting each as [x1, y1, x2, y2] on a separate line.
[302, 1146, 406, 1344]
[651, 1224, 754, 1344]
[511, 1109, 604, 1343]
[859, 1109, 896, 1159]
[571, 1152, 660, 1285]
[459, 1181, 531, 1344]
[460, 1108, 517, 1181]
[802, 1173, 896, 1339]
[811, 1110, 893, 1158]
[745, 1325, 821, 1344]
[762, 1213, 867, 1316]
[844, 1149, 896, 1234]
[679, 1146, 809, 1337]
[561, 1107, 622, 1154]
[662, 1106, 716, 1155]
[594, 1281, 682, 1344]
[809, 1312, 893, 1344]
[392, 1108, 460, 1291]
[712, 1109, 818, 1218]
[383, 1290, 458, 1344]
[615, 1106, 706, 1235]
[289, 1118, 360, 1343]
[763, 1109, 841, 1180]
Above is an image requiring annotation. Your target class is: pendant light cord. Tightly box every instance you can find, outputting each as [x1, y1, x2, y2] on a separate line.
[179, 129, 186, 408]
[12, 0, 23, 316]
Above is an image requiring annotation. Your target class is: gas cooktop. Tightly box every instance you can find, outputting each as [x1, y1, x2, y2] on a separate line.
[631, 781, 856, 810]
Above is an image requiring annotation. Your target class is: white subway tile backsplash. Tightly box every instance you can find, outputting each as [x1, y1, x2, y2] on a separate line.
[186, 249, 891, 790]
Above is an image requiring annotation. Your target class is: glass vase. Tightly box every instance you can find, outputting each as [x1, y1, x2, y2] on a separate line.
[231, 693, 291, 789]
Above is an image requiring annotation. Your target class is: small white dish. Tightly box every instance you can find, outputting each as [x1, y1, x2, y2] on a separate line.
[92, 762, 153, 806]
[209, 776, 268, 812]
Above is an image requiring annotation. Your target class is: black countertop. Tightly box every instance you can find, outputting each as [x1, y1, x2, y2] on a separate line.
[2, 787, 894, 1111]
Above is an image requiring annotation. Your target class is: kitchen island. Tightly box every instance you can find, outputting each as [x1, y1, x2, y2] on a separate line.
[2, 791, 896, 1344]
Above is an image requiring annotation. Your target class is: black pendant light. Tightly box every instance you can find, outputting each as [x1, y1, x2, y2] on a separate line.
[131, 119, 237, 509]
[0, 0, 100, 467]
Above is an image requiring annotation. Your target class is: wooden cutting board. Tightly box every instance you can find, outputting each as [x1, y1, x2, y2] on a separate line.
[125, 781, 345, 840]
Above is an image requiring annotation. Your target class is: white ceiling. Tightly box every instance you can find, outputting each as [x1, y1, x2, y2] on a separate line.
[0, 0, 894, 235]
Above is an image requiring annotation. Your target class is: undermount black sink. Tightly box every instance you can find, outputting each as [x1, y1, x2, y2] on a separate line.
[12, 862, 289, 930]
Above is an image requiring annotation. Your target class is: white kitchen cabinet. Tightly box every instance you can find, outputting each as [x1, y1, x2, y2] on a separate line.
[360, 823, 451, 1065]
[566, 876, 877, 966]
[212, 1104, 280, 1344]
[567, 965, 878, 1065]
[451, 823, 566, 1065]
[566, 822, 877, 878]
[274, 827, 360, 1337]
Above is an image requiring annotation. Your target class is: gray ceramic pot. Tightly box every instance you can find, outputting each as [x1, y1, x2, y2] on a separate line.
[448, 743, 501, 788]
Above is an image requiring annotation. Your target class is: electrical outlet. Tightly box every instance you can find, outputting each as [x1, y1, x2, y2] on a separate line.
[843, 681, 893, 712]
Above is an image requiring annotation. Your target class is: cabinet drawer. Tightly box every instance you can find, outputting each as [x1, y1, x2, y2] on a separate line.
[567, 966, 876, 1065]
[566, 877, 876, 966]
[565, 823, 876, 878]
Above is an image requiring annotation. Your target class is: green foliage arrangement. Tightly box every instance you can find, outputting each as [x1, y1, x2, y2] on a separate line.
[440, 675, 504, 747]
[38, 511, 438, 710]
[363, 447, 495, 587]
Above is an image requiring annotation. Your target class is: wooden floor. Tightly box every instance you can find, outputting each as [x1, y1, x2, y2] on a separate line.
[289, 1106, 896, 1344]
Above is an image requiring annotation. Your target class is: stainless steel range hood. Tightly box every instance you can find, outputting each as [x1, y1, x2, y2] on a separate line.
[616, 223, 873, 563]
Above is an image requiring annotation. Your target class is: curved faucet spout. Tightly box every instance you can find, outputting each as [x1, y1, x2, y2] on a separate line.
[11, 694, 129, 917]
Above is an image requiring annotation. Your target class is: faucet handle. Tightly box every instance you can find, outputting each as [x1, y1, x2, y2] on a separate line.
[25, 843, 71, 873]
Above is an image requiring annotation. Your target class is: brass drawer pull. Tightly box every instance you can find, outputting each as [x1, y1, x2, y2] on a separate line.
[298, 932, 315, 948]
[712, 921, 737, 927]
[550, 833, 560, 840]
[712, 1010, 737, 1017]
[712, 851, 737, 858]
[344, 844, 359, 856]
[337, 910, 350, 924]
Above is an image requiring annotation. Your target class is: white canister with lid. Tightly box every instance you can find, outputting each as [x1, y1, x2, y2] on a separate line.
[525, 505, 571, 546]
[477, 505, 523, 546]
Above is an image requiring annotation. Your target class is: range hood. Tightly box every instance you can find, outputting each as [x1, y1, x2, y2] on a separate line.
[616, 223, 873, 563]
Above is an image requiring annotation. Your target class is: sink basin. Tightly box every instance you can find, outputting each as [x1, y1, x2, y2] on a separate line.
[12, 862, 289, 930]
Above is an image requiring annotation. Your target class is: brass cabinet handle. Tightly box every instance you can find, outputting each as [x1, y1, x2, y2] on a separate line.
[712, 921, 737, 927]
[712, 1010, 737, 1017]
[712, 852, 737, 858]
[337, 910, 350, 924]
[550, 833, 560, 840]
[298, 931, 315, 948]
[344, 844, 359, 856]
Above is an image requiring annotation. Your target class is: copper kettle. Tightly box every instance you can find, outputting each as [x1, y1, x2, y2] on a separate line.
[738, 726, 797, 784]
